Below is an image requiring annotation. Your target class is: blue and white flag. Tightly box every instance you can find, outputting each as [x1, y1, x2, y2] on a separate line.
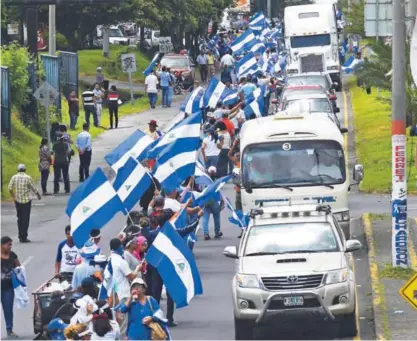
[250, 40, 267, 55]
[113, 157, 152, 213]
[203, 77, 227, 109]
[147, 111, 202, 159]
[224, 197, 249, 229]
[143, 53, 160, 77]
[145, 221, 203, 308]
[105, 130, 155, 172]
[98, 258, 113, 300]
[244, 88, 265, 119]
[152, 141, 200, 193]
[12, 267, 29, 309]
[235, 52, 259, 78]
[262, 57, 275, 74]
[195, 175, 232, 207]
[66, 168, 124, 248]
[249, 12, 267, 31]
[194, 160, 213, 186]
[231, 29, 257, 56]
[180, 87, 204, 114]
[266, 27, 283, 40]
[222, 89, 239, 106]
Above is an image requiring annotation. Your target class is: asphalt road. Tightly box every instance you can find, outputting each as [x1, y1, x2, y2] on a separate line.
[1, 78, 416, 340]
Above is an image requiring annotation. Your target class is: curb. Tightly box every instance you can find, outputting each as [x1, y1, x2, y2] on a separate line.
[362, 213, 390, 341]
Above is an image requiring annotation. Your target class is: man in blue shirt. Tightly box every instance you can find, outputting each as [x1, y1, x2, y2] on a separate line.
[239, 77, 257, 100]
[159, 66, 172, 108]
[75, 123, 92, 182]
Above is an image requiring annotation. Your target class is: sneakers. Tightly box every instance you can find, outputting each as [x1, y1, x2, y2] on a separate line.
[7, 331, 18, 339]
[214, 232, 223, 239]
[204, 234, 211, 241]
[168, 321, 178, 327]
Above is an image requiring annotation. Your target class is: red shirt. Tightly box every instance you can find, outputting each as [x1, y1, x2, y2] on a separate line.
[221, 118, 235, 136]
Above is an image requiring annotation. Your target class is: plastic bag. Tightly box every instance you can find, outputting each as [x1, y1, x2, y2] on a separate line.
[12, 266, 29, 309]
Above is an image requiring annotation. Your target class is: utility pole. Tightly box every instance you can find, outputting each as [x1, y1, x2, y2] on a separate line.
[376, 0, 380, 41]
[391, 0, 408, 268]
[48, 5, 56, 55]
[267, 0, 271, 18]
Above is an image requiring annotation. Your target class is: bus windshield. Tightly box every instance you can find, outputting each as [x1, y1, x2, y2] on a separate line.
[291, 34, 331, 48]
[242, 140, 346, 188]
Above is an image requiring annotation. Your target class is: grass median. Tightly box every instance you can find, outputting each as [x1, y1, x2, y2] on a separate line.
[349, 77, 417, 193]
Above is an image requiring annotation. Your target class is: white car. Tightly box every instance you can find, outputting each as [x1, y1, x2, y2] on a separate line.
[224, 204, 362, 340]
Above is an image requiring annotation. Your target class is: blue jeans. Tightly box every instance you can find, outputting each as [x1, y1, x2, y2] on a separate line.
[84, 106, 98, 127]
[167, 87, 173, 107]
[161, 86, 169, 106]
[202, 203, 221, 235]
[69, 112, 78, 130]
[1, 288, 14, 331]
[206, 156, 218, 169]
[148, 93, 157, 108]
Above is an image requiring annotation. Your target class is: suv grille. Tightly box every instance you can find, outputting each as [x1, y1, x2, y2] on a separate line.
[300, 54, 324, 72]
[261, 274, 324, 290]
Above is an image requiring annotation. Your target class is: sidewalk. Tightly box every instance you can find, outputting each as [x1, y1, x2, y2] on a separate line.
[362, 214, 417, 340]
[1, 102, 183, 239]
[79, 76, 145, 92]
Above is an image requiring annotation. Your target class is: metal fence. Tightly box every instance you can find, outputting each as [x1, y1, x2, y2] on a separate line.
[41, 54, 61, 110]
[60, 51, 78, 99]
[1, 67, 12, 140]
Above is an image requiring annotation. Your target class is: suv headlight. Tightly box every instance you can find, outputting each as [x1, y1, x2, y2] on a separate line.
[334, 211, 350, 222]
[325, 268, 349, 284]
[327, 65, 340, 71]
[235, 274, 261, 288]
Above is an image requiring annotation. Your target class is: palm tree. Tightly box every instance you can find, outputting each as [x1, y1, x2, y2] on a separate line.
[355, 40, 417, 125]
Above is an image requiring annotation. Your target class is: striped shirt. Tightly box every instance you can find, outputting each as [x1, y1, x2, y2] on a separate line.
[82, 90, 95, 106]
[8, 172, 40, 204]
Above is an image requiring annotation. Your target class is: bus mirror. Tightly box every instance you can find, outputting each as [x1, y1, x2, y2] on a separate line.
[340, 127, 348, 134]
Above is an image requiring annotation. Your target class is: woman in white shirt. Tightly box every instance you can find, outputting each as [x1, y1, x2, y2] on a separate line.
[215, 121, 232, 177]
[202, 128, 220, 169]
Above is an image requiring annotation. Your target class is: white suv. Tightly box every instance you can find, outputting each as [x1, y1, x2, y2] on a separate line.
[223, 204, 362, 340]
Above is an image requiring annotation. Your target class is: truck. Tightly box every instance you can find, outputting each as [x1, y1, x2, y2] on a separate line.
[238, 113, 364, 239]
[284, 4, 342, 91]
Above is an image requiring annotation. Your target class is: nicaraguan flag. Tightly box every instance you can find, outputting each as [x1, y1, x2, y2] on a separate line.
[152, 141, 200, 193]
[194, 160, 213, 186]
[203, 77, 227, 109]
[235, 52, 259, 78]
[249, 12, 267, 31]
[231, 29, 257, 56]
[244, 88, 265, 119]
[195, 175, 232, 207]
[12, 267, 29, 309]
[244, 86, 265, 105]
[112, 157, 152, 213]
[222, 89, 239, 106]
[98, 258, 113, 300]
[145, 220, 203, 308]
[180, 87, 204, 114]
[147, 111, 202, 160]
[143, 53, 160, 77]
[250, 40, 267, 55]
[224, 196, 250, 229]
[262, 58, 275, 74]
[266, 27, 283, 40]
[66, 168, 124, 248]
[105, 130, 155, 173]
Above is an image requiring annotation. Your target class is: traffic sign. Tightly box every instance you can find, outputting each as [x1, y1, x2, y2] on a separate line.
[159, 37, 173, 54]
[121, 53, 137, 73]
[33, 81, 58, 108]
[399, 273, 417, 310]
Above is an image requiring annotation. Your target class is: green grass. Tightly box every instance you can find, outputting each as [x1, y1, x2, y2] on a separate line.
[1, 115, 42, 200]
[379, 263, 416, 280]
[78, 45, 150, 83]
[349, 77, 417, 193]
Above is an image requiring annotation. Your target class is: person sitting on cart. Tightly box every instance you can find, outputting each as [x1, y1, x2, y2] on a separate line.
[55, 225, 79, 283]
[71, 241, 101, 290]
[42, 291, 77, 329]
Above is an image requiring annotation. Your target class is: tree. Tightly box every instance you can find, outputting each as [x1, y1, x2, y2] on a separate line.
[339, 0, 365, 36]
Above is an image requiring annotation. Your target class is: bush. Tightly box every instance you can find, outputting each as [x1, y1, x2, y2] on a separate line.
[0, 42, 30, 109]
[44, 31, 69, 50]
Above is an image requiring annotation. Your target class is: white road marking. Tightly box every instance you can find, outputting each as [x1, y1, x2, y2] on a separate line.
[360, 317, 366, 320]
[356, 284, 362, 288]
[22, 256, 34, 266]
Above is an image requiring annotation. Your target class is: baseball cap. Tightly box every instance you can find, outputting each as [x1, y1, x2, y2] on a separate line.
[131, 278, 147, 288]
[97, 67, 102, 71]
[17, 164, 26, 171]
[207, 111, 216, 118]
[208, 166, 217, 174]
[148, 120, 158, 126]
[48, 318, 68, 340]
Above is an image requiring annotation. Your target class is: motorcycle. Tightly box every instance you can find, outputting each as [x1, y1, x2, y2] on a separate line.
[173, 72, 186, 95]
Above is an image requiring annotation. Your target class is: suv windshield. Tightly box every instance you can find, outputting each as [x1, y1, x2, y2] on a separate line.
[109, 29, 124, 38]
[284, 98, 332, 113]
[244, 222, 339, 255]
[242, 140, 346, 187]
[161, 57, 189, 69]
[287, 76, 330, 90]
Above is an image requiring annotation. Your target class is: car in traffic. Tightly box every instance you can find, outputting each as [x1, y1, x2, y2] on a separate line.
[279, 86, 341, 128]
[281, 83, 338, 111]
[158, 53, 195, 88]
[286, 72, 338, 96]
[223, 204, 362, 340]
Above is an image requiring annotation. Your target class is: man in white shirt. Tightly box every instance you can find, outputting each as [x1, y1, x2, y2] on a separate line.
[145, 71, 159, 109]
[220, 51, 235, 69]
[93, 83, 104, 126]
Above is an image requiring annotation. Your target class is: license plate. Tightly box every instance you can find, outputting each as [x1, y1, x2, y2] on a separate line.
[283, 296, 304, 306]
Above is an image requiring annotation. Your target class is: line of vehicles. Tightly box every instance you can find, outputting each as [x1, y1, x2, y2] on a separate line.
[223, 2, 365, 339]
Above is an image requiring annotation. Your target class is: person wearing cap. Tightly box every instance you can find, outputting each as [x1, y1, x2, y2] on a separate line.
[8, 164, 41, 243]
[202, 128, 220, 169]
[96, 66, 104, 85]
[71, 241, 101, 290]
[52, 131, 71, 194]
[55, 225, 79, 282]
[145, 120, 162, 140]
[47, 318, 68, 340]
[120, 278, 170, 340]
